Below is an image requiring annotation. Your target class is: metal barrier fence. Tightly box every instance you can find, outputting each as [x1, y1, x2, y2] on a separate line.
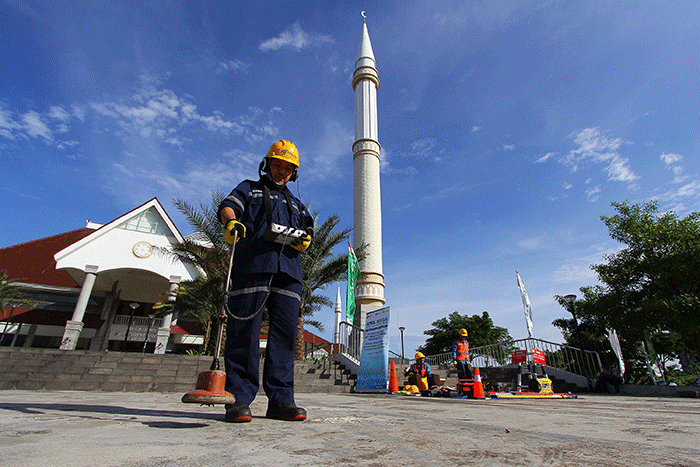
[337, 321, 364, 362]
[424, 337, 602, 380]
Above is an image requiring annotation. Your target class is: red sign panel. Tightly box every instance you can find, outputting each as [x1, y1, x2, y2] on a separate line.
[511, 349, 527, 364]
[532, 349, 546, 365]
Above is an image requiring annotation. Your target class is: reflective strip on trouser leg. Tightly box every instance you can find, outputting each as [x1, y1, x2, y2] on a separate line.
[262, 276, 302, 406]
[223, 274, 300, 405]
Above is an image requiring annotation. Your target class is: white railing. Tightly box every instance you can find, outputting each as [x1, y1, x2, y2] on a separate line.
[424, 337, 602, 380]
[337, 321, 364, 363]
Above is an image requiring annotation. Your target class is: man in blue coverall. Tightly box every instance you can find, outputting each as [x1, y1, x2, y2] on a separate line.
[218, 140, 313, 423]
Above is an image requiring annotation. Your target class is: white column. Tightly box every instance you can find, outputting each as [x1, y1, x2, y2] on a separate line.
[60, 264, 99, 351]
[154, 275, 180, 354]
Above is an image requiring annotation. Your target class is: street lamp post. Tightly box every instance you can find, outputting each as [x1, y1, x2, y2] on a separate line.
[123, 302, 139, 351]
[142, 314, 155, 353]
[399, 326, 405, 362]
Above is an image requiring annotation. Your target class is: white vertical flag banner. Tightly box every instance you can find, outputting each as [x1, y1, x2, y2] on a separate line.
[516, 270, 534, 338]
[607, 328, 625, 377]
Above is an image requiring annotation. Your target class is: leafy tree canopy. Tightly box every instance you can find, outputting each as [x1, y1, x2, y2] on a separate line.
[418, 311, 512, 356]
[553, 200, 700, 376]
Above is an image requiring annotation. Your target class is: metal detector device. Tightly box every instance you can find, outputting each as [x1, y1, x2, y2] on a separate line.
[181, 230, 239, 405]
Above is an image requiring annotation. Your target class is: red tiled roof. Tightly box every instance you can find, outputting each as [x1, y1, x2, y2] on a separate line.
[258, 327, 331, 345]
[171, 321, 205, 335]
[0, 228, 95, 287]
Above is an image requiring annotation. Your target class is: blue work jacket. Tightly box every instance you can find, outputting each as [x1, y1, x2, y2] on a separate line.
[218, 177, 313, 283]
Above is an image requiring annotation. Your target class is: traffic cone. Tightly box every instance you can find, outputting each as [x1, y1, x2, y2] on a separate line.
[388, 361, 399, 394]
[473, 367, 486, 399]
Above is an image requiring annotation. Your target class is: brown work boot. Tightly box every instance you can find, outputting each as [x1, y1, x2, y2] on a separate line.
[265, 401, 306, 421]
[224, 402, 252, 423]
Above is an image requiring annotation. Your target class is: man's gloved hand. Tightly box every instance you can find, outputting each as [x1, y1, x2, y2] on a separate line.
[290, 233, 311, 252]
[225, 220, 246, 244]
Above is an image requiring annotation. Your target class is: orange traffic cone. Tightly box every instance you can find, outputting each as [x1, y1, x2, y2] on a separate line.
[388, 360, 399, 394]
[473, 367, 486, 399]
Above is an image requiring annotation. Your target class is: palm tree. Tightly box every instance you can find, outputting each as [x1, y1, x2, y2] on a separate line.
[296, 214, 365, 359]
[154, 193, 231, 355]
[1, 270, 34, 343]
[157, 193, 360, 361]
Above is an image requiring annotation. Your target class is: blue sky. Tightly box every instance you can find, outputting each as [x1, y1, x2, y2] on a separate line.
[1, 1, 699, 357]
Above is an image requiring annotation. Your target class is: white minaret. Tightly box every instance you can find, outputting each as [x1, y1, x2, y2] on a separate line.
[334, 286, 342, 344]
[352, 16, 385, 330]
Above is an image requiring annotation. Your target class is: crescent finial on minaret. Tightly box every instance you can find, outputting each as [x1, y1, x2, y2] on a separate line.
[361, 11, 366, 21]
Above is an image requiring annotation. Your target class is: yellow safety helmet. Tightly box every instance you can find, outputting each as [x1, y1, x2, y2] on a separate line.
[415, 352, 425, 360]
[266, 140, 299, 168]
[459, 328, 468, 337]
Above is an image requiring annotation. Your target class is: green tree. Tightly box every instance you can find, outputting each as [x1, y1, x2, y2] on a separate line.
[1, 270, 35, 343]
[418, 311, 512, 356]
[153, 193, 231, 355]
[0, 270, 30, 307]
[553, 200, 700, 376]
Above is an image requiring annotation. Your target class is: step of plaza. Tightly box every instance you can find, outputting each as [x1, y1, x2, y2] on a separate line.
[0, 347, 353, 394]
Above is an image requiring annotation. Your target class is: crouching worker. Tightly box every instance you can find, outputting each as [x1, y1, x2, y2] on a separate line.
[404, 352, 440, 389]
[218, 140, 314, 423]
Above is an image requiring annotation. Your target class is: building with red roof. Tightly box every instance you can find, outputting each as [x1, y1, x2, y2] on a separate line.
[1, 198, 332, 357]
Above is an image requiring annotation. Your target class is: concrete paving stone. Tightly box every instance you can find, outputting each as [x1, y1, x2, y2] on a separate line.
[99, 383, 128, 392]
[104, 375, 132, 384]
[129, 375, 156, 383]
[14, 381, 45, 390]
[87, 368, 114, 375]
[93, 361, 119, 368]
[1, 391, 699, 467]
[44, 381, 79, 391]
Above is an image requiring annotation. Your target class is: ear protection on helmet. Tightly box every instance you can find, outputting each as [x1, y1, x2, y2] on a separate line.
[259, 157, 298, 182]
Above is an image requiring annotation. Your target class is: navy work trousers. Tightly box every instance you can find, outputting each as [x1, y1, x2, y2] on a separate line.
[223, 273, 301, 406]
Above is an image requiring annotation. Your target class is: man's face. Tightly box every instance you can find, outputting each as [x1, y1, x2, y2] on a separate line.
[268, 158, 295, 185]
[416, 358, 424, 365]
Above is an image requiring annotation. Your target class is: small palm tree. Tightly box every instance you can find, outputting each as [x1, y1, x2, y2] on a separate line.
[157, 193, 360, 361]
[1, 270, 35, 342]
[297, 214, 365, 359]
[154, 193, 231, 355]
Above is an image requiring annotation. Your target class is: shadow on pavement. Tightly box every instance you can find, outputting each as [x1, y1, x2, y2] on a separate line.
[0, 402, 222, 423]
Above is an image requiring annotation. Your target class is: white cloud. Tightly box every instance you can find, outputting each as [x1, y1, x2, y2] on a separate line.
[585, 185, 602, 202]
[562, 181, 573, 190]
[259, 22, 332, 52]
[536, 151, 557, 163]
[21, 111, 53, 141]
[503, 144, 515, 151]
[48, 106, 70, 122]
[217, 59, 249, 74]
[660, 152, 682, 165]
[471, 125, 481, 132]
[565, 127, 638, 185]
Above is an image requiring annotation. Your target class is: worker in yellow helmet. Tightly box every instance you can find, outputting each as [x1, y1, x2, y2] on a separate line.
[404, 352, 440, 388]
[453, 328, 473, 380]
[218, 140, 313, 423]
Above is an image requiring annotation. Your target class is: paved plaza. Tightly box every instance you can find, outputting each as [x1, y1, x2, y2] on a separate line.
[1, 390, 699, 467]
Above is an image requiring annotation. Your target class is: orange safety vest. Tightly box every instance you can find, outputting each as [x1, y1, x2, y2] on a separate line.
[455, 340, 470, 362]
[411, 363, 428, 377]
